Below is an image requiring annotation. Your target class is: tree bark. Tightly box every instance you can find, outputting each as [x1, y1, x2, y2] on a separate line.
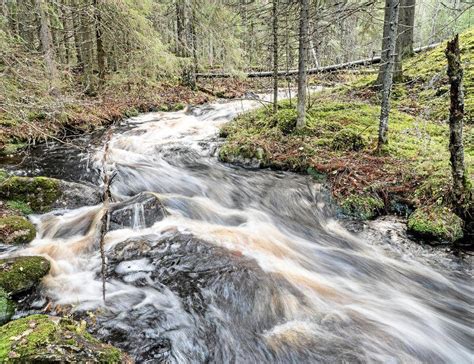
[80, 0, 96, 95]
[272, 0, 279, 114]
[445, 34, 466, 207]
[296, 0, 309, 129]
[377, 0, 415, 85]
[377, 0, 400, 151]
[94, 0, 106, 86]
[35, 0, 58, 89]
[71, 0, 82, 65]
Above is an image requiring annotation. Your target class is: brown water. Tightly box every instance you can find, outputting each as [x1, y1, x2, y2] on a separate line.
[2, 97, 473, 363]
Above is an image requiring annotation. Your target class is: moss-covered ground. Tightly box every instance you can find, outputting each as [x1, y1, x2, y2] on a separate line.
[219, 28, 474, 243]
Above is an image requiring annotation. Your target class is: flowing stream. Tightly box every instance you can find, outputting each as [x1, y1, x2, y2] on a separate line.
[2, 97, 473, 363]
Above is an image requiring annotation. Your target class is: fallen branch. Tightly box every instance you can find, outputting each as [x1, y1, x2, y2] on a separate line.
[98, 128, 114, 303]
[196, 43, 440, 79]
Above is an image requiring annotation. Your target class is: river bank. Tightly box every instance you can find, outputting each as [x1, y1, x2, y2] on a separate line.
[218, 30, 473, 246]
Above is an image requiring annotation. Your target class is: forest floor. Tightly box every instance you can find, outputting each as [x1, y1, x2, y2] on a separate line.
[219, 28, 474, 244]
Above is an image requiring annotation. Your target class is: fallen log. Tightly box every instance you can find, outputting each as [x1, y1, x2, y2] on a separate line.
[196, 43, 439, 79]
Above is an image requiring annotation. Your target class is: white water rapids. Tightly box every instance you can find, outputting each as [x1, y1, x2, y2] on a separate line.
[3, 96, 473, 363]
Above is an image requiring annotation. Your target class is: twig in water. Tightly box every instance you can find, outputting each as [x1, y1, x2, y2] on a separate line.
[98, 128, 114, 303]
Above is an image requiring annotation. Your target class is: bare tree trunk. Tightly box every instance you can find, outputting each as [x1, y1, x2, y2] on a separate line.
[71, 0, 83, 65]
[377, 0, 415, 85]
[176, 0, 186, 57]
[399, 0, 415, 58]
[296, 0, 309, 129]
[377, 0, 400, 151]
[189, 0, 198, 89]
[272, 0, 279, 114]
[445, 34, 466, 207]
[80, 0, 96, 95]
[60, 0, 71, 65]
[94, 0, 106, 86]
[35, 0, 58, 89]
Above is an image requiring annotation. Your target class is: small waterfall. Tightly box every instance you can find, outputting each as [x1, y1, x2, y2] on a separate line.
[132, 203, 145, 230]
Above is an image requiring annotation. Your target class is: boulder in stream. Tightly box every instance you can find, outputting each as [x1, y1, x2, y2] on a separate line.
[0, 256, 50, 296]
[109, 192, 167, 230]
[0, 314, 131, 363]
[0, 216, 36, 245]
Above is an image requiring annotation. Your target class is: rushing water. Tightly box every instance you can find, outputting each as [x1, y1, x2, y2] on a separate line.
[2, 97, 473, 363]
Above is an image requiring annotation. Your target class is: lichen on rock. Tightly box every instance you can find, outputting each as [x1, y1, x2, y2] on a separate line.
[0, 216, 36, 245]
[0, 314, 130, 363]
[0, 256, 50, 296]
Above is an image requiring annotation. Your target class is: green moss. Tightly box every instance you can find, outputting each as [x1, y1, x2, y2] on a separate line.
[124, 107, 139, 117]
[0, 143, 26, 156]
[331, 129, 366, 151]
[0, 315, 127, 362]
[273, 109, 298, 134]
[0, 176, 61, 212]
[5, 200, 33, 215]
[0, 216, 36, 245]
[0, 256, 50, 295]
[0, 169, 8, 183]
[171, 102, 185, 111]
[339, 194, 385, 220]
[407, 207, 464, 242]
[0, 289, 15, 326]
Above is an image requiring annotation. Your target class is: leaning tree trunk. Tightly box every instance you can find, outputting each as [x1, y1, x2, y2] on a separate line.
[445, 34, 466, 209]
[272, 0, 279, 114]
[296, 0, 309, 129]
[377, 0, 400, 151]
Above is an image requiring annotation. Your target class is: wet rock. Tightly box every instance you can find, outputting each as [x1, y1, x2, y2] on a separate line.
[407, 206, 464, 243]
[0, 216, 36, 245]
[0, 176, 100, 213]
[97, 232, 305, 362]
[0, 288, 14, 325]
[0, 314, 131, 363]
[0, 256, 50, 296]
[109, 192, 167, 230]
[53, 180, 101, 210]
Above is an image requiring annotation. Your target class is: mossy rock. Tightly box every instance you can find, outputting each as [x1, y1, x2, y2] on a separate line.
[0, 315, 129, 363]
[0, 216, 36, 245]
[340, 194, 385, 220]
[0, 289, 14, 325]
[331, 129, 366, 151]
[0, 176, 61, 212]
[407, 207, 464, 242]
[0, 256, 50, 296]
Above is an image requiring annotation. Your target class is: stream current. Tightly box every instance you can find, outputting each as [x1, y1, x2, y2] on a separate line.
[1, 97, 473, 363]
